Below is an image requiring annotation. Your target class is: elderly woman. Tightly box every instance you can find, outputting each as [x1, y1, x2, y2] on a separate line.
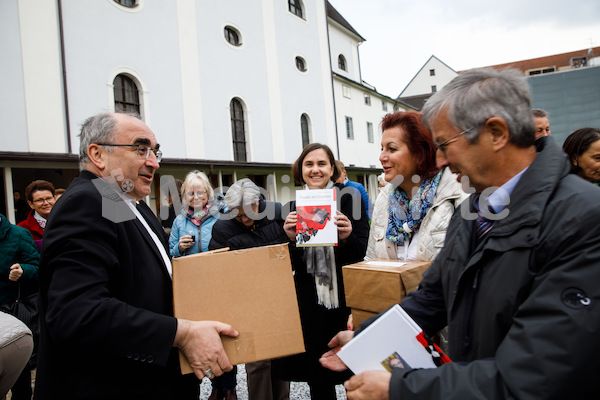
[209, 178, 289, 400]
[562, 127, 600, 185]
[169, 171, 225, 257]
[367, 111, 467, 262]
[273, 143, 369, 400]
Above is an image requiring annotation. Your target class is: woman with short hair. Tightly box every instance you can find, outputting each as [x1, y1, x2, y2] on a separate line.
[169, 170, 225, 256]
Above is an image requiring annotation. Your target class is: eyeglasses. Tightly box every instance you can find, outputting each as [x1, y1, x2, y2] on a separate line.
[186, 191, 207, 197]
[32, 197, 55, 205]
[434, 124, 482, 155]
[96, 143, 162, 162]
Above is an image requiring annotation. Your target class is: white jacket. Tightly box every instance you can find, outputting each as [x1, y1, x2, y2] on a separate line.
[366, 168, 468, 261]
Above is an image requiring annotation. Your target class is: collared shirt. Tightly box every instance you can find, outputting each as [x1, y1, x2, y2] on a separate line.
[110, 181, 173, 278]
[477, 167, 529, 215]
[34, 211, 47, 229]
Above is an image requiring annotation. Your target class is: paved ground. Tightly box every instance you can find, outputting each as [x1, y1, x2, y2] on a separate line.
[9, 365, 348, 399]
[200, 364, 348, 400]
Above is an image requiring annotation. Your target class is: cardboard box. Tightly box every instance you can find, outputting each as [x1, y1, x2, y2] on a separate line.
[343, 259, 431, 326]
[350, 308, 378, 328]
[172, 244, 305, 374]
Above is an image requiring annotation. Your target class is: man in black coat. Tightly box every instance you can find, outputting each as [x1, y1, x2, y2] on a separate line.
[322, 69, 600, 399]
[34, 112, 237, 400]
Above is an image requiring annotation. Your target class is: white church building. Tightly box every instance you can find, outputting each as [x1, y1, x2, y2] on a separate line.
[0, 0, 406, 219]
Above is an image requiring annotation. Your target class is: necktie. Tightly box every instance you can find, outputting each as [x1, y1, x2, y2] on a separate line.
[475, 211, 493, 238]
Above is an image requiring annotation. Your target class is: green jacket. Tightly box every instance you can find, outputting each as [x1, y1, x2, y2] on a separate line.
[0, 213, 39, 304]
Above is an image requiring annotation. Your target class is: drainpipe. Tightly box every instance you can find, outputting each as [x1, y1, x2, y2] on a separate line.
[57, 0, 72, 154]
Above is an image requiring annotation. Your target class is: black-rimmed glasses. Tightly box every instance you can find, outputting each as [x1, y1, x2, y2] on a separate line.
[97, 143, 162, 162]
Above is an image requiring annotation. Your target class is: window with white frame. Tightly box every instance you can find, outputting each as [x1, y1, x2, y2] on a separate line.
[364, 94, 371, 106]
[224, 26, 242, 46]
[288, 0, 304, 19]
[301, 114, 310, 148]
[430, 69, 435, 76]
[342, 85, 351, 99]
[367, 122, 374, 143]
[345, 116, 354, 140]
[338, 54, 347, 71]
[230, 98, 247, 162]
[382, 100, 388, 111]
[113, 74, 140, 114]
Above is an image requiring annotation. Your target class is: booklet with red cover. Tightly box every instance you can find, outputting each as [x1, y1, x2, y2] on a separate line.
[295, 189, 337, 247]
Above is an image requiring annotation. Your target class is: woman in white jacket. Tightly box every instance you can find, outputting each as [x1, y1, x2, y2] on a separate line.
[366, 111, 467, 262]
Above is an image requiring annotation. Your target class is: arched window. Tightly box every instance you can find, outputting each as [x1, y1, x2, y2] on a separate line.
[301, 114, 310, 148]
[113, 74, 140, 114]
[230, 98, 247, 162]
[224, 26, 242, 46]
[338, 54, 347, 71]
[288, 0, 304, 19]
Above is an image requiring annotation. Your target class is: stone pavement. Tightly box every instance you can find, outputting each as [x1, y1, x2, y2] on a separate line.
[199, 364, 348, 400]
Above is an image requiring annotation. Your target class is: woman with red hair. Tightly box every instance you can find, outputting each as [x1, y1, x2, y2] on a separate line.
[367, 111, 467, 261]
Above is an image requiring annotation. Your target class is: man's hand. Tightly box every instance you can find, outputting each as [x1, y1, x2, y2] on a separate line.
[345, 370, 391, 400]
[9, 264, 23, 281]
[319, 330, 354, 372]
[174, 319, 238, 380]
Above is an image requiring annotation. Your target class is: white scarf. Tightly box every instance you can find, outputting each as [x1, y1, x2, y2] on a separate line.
[303, 180, 339, 309]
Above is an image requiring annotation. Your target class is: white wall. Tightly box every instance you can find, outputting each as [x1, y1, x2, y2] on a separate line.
[400, 56, 458, 97]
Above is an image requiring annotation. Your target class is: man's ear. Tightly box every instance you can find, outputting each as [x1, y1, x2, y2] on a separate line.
[87, 144, 106, 171]
[485, 117, 510, 151]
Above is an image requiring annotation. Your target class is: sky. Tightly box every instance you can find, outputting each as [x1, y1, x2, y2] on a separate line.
[327, 0, 600, 98]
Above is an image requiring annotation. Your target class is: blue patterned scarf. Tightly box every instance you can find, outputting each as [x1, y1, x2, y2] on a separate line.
[386, 170, 443, 245]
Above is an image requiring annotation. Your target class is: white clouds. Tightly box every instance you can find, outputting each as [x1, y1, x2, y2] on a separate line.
[328, 0, 600, 97]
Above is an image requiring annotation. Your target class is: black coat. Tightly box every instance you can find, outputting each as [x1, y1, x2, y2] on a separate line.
[209, 199, 288, 250]
[34, 171, 198, 400]
[389, 137, 600, 399]
[273, 183, 369, 384]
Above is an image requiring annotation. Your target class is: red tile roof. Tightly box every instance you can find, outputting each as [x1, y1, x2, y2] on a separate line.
[460, 47, 600, 74]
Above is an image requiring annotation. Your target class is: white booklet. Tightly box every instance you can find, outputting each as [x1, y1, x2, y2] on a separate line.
[295, 189, 338, 247]
[337, 304, 450, 374]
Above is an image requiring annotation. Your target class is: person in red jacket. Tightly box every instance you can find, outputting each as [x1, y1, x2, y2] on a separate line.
[18, 180, 56, 251]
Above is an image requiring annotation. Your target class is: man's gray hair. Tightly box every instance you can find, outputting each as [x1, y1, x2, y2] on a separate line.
[78, 112, 142, 171]
[532, 108, 549, 119]
[422, 68, 535, 148]
[225, 178, 261, 210]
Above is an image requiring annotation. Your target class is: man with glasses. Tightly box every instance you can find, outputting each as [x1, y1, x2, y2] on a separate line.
[35, 113, 237, 400]
[18, 180, 56, 252]
[321, 69, 600, 399]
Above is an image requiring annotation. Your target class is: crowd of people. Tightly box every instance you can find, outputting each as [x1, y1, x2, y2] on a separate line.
[1, 68, 599, 400]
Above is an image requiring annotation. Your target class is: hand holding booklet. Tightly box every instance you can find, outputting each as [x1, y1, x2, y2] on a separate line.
[337, 304, 451, 374]
[295, 189, 337, 246]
